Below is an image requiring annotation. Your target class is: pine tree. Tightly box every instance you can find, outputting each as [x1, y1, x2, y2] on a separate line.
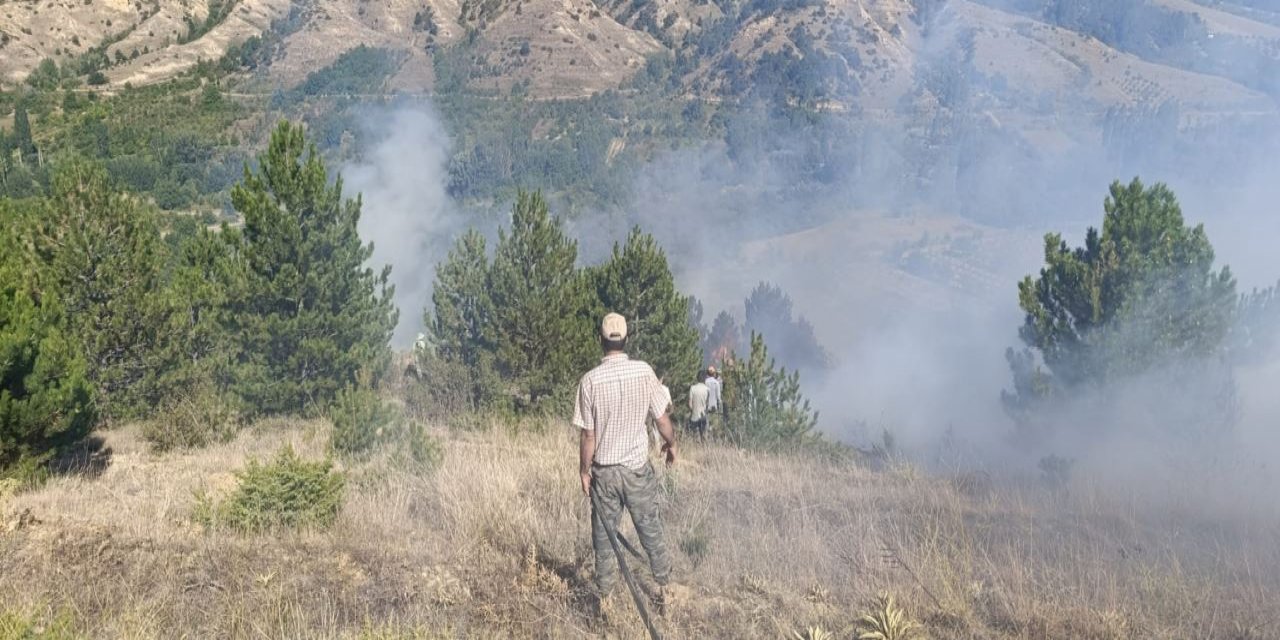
[0, 202, 96, 478]
[228, 121, 397, 415]
[30, 162, 173, 421]
[0, 131, 16, 196]
[722, 332, 818, 448]
[426, 228, 498, 408]
[1006, 178, 1238, 438]
[486, 190, 595, 409]
[687, 295, 709, 352]
[589, 226, 701, 403]
[155, 227, 247, 398]
[744, 282, 830, 376]
[430, 230, 490, 362]
[12, 103, 37, 166]
[1234, 281, 1280, 365]
[705, 310, 741, 363]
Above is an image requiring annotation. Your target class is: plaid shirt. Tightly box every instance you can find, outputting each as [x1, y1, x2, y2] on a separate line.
[573, 353, 670, 470]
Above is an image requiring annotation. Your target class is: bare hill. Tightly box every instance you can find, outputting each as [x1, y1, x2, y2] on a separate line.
[2, 0, 1277, 114]
[957, 0, 1273, 116]
[0, 0, 290, 86]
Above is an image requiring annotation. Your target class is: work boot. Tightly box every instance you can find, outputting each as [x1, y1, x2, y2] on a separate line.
[589, 591, 619, 627]
[654, 582, 689, 616]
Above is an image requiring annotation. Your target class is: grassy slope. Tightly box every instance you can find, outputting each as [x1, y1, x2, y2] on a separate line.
[1, 417, 1277, 639]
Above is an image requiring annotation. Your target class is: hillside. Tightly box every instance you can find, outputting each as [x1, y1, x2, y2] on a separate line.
[0, 0, 292, 86]
[2, 417, 1277, 638]
[2, 0, 1276, 113]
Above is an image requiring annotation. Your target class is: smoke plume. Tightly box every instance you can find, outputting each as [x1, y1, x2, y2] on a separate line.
[345, 107, 461, 346]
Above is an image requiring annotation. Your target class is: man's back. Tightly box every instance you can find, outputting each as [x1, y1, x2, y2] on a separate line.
[573, 354, 668, 469]
[705, 376, 721, 410]
[689, 382, 709, 421]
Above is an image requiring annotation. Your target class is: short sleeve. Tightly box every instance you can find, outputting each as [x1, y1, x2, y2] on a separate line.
[648, 372, 670, 419]
[572, 377, 593, 431]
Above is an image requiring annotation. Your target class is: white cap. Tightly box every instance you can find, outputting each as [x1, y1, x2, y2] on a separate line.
[601, 313, 628, 341]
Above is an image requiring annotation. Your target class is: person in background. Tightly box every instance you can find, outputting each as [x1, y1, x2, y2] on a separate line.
[688, 371, 710, 442]
[704, 365, 722, 436]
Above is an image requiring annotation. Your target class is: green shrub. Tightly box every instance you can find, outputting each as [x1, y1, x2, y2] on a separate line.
[329, 386, 395, 458]
[791, 628, 834, 640]
[402, 349, 495, 421]
[679, 522, 711, 569]
[353, 621, 444, 640]
[195, 446, 345, 532]
[1038, 454, 1075, 491]
[142, 384, 241, 452]
[401, 420, 444, 469]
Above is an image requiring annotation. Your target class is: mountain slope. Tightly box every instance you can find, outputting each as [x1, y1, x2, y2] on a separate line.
[0, 0, 291, 86]
[2, 0, 1275, 115]
[957, 0, 1273, 116]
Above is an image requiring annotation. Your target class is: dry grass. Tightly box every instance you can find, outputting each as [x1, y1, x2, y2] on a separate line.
[1, 417, 1279, 639]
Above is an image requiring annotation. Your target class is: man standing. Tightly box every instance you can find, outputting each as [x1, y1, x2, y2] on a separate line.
[704, 365, 722, 434]
[688, 372, 710, 441]
[574, 313, 678, 613]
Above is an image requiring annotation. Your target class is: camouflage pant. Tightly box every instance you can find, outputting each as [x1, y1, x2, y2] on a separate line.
[590, 462, 671, 594]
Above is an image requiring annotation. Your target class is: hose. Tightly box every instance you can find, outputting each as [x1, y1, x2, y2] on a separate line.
[590, 483, 663, 640]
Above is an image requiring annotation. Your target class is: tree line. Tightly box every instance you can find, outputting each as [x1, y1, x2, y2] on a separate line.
[9, 117, 1258, 481]
[420, 191, 822, 449]
[1, 121, 395, 478]
[2, 120, 823, 481]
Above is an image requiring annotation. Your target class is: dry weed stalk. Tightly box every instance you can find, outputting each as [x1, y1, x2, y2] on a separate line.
[878, 537, 943, 610]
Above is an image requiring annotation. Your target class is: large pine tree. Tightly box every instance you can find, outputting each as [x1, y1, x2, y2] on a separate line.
[1006, 178, 1238, 439]
[705, 310, 741, 364]
[589, 226, 701, 404]
[429, 229, 490, 364]
[155, 226, 248, 399]
[426, 228, 497, 408]
[31, 163, 172, 421]
[743, 281, 830, 376]
[228, 121, 397, 414]
[1, 201, 95, 477]
[486, 190, 594, 408]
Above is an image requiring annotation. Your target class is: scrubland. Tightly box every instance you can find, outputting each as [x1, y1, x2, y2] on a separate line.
[1, 416, 1277, 639]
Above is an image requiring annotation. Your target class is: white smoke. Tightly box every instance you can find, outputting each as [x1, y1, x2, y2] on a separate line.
[346, 106, 460, 346]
